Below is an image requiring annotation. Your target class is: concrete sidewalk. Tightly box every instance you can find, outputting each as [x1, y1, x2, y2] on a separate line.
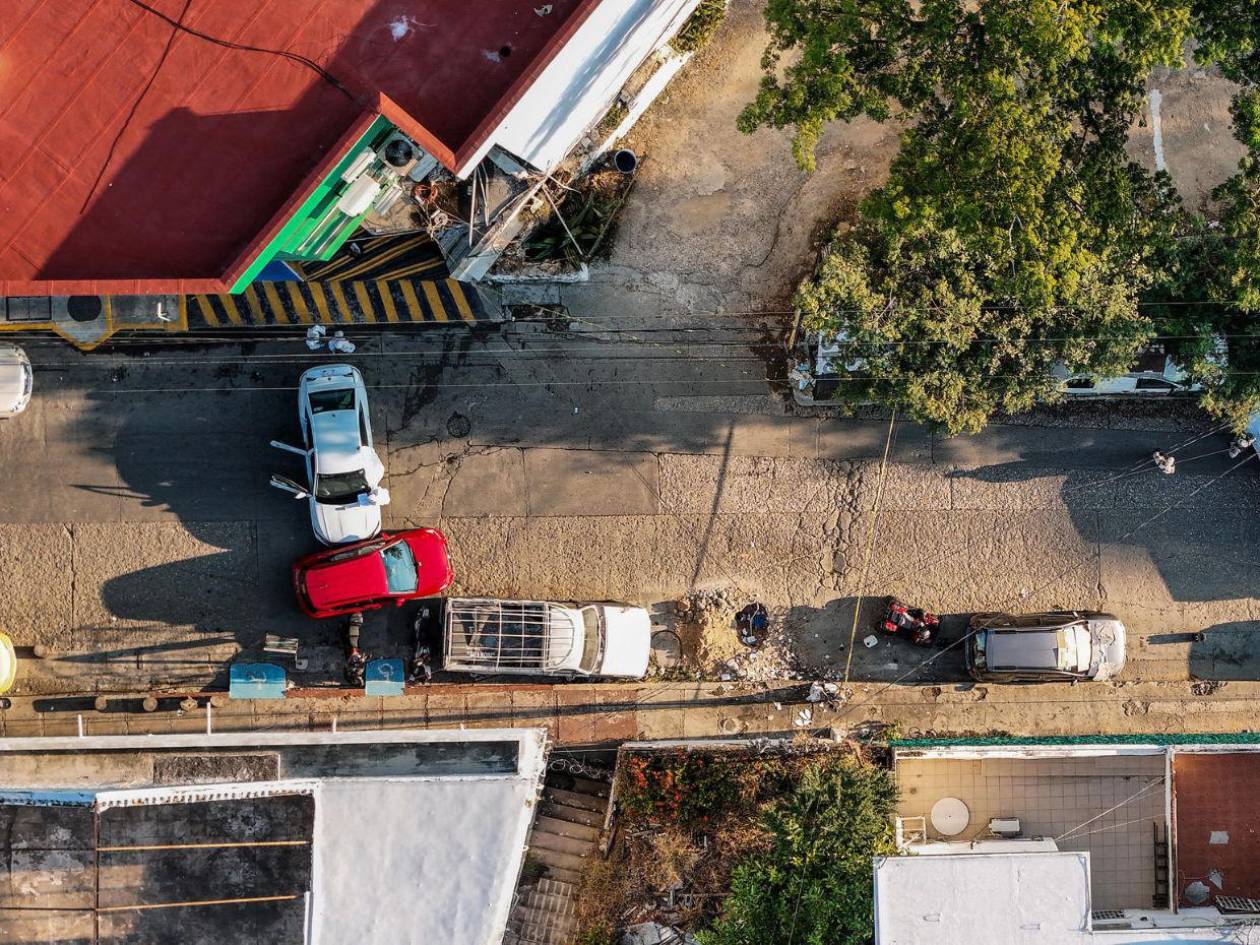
[4, 677, 1257, 744]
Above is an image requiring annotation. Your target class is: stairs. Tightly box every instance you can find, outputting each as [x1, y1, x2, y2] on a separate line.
[505, 769, 611, 945]
[1153, 821, 1170, 907]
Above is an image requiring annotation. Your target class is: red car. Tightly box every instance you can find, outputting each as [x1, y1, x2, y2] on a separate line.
[292, 528, 453, 619]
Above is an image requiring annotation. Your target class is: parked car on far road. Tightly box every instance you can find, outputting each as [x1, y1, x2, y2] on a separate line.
[270, 364, 389, 544]
[292, 528, 453, 619]
[965, 611, 1126, 683]
[1054, 349, 1200, 397]
[0, 344, 33, 418]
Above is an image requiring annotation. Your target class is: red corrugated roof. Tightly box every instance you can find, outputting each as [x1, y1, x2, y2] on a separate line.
[1173, 752, 1260, 907]
[0, 0, 593, 296]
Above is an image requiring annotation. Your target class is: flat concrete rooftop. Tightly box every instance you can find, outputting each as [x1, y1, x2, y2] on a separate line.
[0, 729, 547, 945]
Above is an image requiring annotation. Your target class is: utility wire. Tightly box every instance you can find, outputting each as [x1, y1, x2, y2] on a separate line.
[843, 411, 898, 685]
[1054, 777, 1165, 842]
[119, 0, 355, 99]
[833, 450, 1260, 722]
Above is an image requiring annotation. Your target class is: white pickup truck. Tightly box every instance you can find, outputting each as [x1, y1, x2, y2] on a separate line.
[435, 598, 652, 680]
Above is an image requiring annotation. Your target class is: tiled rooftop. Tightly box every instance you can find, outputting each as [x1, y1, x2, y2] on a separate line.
[1173, 752, 1260, 908]
[897, 754, 1167, 911]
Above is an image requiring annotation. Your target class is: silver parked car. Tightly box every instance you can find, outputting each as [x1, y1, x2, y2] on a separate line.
[0, 344, 33, 418]
[965, 611, 1126, 683]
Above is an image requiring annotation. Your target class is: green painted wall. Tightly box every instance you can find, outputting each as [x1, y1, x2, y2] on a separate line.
[229, 115, 397, 292]
[892, 732, 1260, 747]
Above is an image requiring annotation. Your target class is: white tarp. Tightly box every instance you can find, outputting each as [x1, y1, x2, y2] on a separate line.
[464, 0, 702, 175]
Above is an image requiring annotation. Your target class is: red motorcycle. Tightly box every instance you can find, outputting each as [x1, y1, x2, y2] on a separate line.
[879, 596, 939, 647]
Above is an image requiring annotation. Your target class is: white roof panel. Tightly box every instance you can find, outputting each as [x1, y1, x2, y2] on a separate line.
[874, 851, 1092, 945]
[474, 0, 701, 174]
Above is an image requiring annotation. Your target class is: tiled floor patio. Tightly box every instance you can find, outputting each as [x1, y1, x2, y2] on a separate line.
[896, 754, 1167, 911]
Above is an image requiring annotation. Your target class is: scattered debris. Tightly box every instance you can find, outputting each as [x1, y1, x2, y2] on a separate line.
[623, 922, 697, 944]
[806, 681, 840, 704]
[305, 324, 327, 350]
[1191, 680, 1225, 696]
[327, 330, 356, 354]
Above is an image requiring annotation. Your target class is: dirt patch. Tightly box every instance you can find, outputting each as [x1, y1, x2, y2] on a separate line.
[1127, 59, 1247, 214]
[601, 0, 903, 312]
[672, 590, 803, 680]
[673, 589, 742, 671]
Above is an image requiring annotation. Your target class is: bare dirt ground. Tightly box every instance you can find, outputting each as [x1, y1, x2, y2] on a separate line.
[594, 0, 902, 313]
[1128, 60, 1248, 214]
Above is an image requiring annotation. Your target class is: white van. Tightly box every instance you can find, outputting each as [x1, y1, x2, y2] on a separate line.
[438, 598, 652, 679]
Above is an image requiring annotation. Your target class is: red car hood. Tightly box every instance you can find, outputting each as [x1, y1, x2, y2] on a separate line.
[303, 553, 387, 611]
[404, 530, 454, 594]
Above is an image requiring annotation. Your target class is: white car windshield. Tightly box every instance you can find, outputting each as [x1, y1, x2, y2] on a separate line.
[309, 388, 355, 414]
[315, 469, 369, 504]
[380, 542, 418, 594]
[578, 607, 602, 673]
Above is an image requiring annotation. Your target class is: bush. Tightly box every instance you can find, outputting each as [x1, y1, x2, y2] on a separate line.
[618, 750, 746, 826]
[696, 756, 897, 945]
[673, 0, 727, 53]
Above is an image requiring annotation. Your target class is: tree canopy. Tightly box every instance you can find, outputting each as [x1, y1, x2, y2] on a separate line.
[696, 756, 897, 945]
[744, 0, 1260, 433]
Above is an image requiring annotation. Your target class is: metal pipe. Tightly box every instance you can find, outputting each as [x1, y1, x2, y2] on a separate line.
[97, 840, 309, 853]
[96, 894, 300, 913]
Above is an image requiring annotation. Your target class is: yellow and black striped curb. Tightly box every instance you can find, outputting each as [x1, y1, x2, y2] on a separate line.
[189, 278, 486, 328]
[288, 233, 446, 283]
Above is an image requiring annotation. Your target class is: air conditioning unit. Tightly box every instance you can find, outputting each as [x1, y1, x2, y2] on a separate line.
[340, 146, 376, 184]
[988, 817, 1021, 838]
[375, 132, 419, 176]
[336, 175, 382, 216]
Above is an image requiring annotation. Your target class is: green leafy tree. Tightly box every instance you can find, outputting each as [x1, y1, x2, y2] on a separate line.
[1158, 89, 1260, 431]
[797, 89, 1182, 432]
[742, 0, 1260, 431]
[697, 757, 897, 945]
[740, 0, 1190, 172]
[1191, 1, 1260, 86]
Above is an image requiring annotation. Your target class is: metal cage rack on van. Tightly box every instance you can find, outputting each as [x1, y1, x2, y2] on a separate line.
[443, 599, 582, 671]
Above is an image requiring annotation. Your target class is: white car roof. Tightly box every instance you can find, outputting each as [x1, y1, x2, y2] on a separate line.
[301, 365, 371, 476]
[311, 412, 370, 475]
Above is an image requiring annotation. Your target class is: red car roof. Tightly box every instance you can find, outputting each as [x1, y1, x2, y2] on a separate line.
[302, 545, 389, 612]
[402, 529, 454, 592]
[297, 529, 451, 615]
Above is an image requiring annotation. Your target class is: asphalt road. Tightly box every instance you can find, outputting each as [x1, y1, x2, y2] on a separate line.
[0, 317, 1257, 697]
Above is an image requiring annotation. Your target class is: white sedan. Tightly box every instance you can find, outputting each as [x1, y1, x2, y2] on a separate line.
[270, 364, 389, 544]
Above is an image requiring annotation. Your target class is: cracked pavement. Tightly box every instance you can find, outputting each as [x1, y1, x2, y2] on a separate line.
[0, 316, 1258, 704]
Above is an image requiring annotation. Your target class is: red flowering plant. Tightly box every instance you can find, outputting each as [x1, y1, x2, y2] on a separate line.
[617, 750, 746, 827]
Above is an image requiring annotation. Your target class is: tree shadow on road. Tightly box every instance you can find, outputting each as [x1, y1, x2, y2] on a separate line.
[782, 598, 971, 684]
[1189, 622, 1260, 681]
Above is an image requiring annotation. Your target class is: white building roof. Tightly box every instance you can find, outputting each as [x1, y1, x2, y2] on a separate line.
[874, 850, 1251, 945]
[466, 0, 702, 175]
[874, 851, 1093, 945]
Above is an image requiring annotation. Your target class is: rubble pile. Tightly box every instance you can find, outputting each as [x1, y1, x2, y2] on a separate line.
[672, 590, 802, 681]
